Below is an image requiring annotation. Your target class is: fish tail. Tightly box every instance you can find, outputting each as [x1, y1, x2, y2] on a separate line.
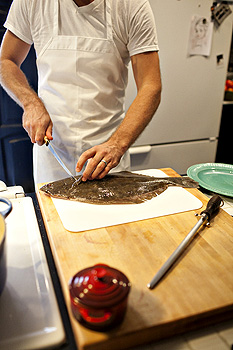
[167, 176, 199, 188]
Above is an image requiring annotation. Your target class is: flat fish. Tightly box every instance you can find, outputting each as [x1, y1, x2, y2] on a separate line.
[40, 171, 199, 205]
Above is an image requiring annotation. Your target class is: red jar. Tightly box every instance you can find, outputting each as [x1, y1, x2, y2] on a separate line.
[69, 264, 131, 331]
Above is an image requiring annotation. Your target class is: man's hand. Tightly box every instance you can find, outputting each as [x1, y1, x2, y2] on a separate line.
[76, 140, 124, 181]
[23, 101, 53, 145]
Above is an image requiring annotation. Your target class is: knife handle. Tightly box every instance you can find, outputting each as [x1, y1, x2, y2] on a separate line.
[201, 195, 223, 222]
[44, 136, 49, 146]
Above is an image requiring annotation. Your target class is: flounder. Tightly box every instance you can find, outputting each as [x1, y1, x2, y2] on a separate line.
[40, 171, 199, 205]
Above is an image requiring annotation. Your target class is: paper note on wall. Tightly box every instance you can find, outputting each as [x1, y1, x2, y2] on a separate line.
[187, 15, 213, 57]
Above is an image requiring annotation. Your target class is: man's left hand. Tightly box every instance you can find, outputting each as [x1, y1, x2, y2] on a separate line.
[76, 141, 123, 181]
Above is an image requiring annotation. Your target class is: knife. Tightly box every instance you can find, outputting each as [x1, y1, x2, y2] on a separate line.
[147, 195, 223, 289]
[44, 136, 81, 184]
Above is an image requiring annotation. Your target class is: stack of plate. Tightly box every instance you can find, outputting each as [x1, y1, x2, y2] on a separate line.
[187, 163, 233, 197]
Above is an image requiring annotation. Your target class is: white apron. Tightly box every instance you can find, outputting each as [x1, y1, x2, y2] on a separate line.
[33, 0, 130, 184]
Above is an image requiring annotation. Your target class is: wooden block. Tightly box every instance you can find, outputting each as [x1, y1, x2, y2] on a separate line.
[36, 168, 233, 350]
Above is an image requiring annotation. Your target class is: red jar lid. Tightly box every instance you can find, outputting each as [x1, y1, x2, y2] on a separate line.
[69, 264, 131, 309]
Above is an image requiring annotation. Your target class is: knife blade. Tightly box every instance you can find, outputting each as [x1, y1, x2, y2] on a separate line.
[147, 195, 223, 289]
[44, 136, 81, 183]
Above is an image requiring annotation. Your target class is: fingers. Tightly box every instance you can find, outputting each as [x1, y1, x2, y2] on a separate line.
[22, 106, 53, 146]
[76, 148, 96, 174]
[35, 120, 53, 145]
[86, 158, 111, 181]
[35, 130, 46, 146]
[45, 123, 53, 141]
[79, 155, 112, 182]
[35, 121, 53, 145]
[76, 144, 120, 181]
[95, 165, 111, 179]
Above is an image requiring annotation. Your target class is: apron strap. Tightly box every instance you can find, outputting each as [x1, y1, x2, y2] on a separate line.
[105, 0, 113, 41]
[54, 0, 59, 36]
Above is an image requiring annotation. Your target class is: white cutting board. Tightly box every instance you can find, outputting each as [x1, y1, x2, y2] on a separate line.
[52, 169, 202, 232]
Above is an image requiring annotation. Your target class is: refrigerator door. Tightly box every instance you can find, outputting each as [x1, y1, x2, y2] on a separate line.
[125, 0, 233, 146]
[129, 139, 218, 175]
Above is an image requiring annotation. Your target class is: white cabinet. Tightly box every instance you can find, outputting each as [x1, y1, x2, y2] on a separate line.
[130, 139, 218, 175]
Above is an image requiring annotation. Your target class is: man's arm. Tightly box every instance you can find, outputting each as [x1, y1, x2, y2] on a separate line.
[0, 30, 53, 145]
[76, 51, 162, 180]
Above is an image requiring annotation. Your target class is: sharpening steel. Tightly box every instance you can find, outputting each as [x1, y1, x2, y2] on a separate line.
[148, 195, 223, 289]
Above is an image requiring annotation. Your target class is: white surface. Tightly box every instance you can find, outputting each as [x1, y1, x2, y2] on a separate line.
[0, 185, 25, 199]
[0, 181, 7, 192]
[0, 197, 65, 350]
[52, 169, 202, 232]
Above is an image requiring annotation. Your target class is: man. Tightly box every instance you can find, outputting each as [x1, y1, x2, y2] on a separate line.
[0, 0, 161, 184]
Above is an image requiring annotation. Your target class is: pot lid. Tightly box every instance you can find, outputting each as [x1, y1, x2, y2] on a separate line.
[69, 264, 131, 308]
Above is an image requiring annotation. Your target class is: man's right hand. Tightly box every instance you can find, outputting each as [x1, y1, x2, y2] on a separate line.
[23, 101, 53, 146]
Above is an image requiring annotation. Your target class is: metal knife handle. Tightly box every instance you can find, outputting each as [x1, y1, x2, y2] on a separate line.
[44, 136, 50, 146]
[200, 195, 223, 222]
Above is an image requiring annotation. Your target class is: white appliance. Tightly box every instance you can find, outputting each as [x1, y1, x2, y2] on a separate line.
[0, 192, 65, 350]
[126, 0, 233, 174]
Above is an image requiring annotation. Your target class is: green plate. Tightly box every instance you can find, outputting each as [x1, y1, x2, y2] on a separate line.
[187, 163, 233, 197]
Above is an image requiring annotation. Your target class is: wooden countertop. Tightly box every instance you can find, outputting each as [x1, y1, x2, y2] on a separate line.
[36, 168, 233, 350]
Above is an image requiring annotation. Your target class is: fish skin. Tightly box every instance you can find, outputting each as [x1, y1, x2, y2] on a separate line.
[40, 171, 199, 205]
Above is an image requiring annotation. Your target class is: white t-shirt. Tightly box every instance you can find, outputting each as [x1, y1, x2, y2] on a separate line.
[4, 0, 159, 64]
